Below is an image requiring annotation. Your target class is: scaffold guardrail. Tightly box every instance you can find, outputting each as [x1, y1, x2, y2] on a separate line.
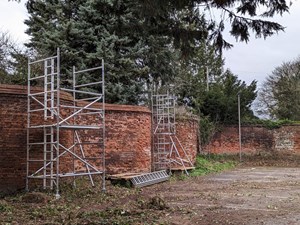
[27, 48, 105, 198]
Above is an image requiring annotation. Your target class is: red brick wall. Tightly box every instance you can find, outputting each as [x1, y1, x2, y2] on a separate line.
[176, 118, 199, 164]
[202, 125, 300, 155]
[0, 88, 27, 193]
[105, 108, 151, 174]
[0, 84, 198, 193]
[0, 85, 152, 192]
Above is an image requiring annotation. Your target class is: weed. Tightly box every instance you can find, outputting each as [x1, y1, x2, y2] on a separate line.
[29, 208, 44, 219]
[0, 201, 12, 213]
[170, 173, 188, 181]
[146, 196, 169, 210]
[190, 155, 236, 177]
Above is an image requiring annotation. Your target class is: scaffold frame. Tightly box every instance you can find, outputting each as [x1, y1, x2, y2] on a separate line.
[26, 48, 105, 198]
[152, 93, 193, 174]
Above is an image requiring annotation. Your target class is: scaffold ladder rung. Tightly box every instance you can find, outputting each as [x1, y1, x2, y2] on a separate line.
[130, 170, 169, 188]
[27, 49, 106, 197]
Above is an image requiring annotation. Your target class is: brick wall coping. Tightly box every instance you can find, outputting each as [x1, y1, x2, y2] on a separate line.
[0, 84, 150, 114]
[176, 115, 199, 122]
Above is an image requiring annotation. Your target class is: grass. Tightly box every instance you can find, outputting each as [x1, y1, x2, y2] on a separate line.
[190, 154, 237, 177]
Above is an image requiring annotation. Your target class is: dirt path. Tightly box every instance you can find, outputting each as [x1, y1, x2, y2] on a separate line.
[152, 167, 300, 225]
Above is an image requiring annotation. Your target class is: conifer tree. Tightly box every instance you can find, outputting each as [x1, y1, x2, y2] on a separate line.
[25, 0, 177, 103]
[25, 0, 290, 104]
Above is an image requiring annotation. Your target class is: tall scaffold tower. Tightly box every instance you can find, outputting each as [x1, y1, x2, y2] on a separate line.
[152, 93, 193, 175]
[27, 49, 105, 198]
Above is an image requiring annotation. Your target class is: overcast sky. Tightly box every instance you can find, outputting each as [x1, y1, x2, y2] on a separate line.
[1, 0, 300, 88]
[223, 1, 300, 87]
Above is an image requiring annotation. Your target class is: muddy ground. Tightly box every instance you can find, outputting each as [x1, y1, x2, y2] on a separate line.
[1, 165, 300, 224]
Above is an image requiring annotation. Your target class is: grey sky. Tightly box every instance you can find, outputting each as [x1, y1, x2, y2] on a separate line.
[1, 0, 300, 88]
[223, 1, 300, 87]
[0, 0, 28, 43]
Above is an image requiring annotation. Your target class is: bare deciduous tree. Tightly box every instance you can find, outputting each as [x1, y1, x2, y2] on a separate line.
[0, 30, 28, 84]
[257, 58, 300, 120]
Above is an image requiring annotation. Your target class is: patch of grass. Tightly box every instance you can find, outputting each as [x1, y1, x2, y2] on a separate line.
[0, 201, 13, 213]
[190, 155, 236, 177]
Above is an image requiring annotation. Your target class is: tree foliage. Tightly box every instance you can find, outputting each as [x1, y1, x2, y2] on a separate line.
[0, 32, 12, 80]
[25, 0, 180, 104]
[257, 58, 300, 120]
[175, 45, 257, 146]
[139, 0, 290, 52]
[175, 42, 257, 124]
[203, 70, 257, 123]
[175, 42, 224, 105]
[24, 0, 291, 104]
[0, 31, 28, 85]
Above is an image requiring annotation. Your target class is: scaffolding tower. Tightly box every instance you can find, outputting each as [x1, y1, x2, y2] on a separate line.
[26, 49, 105, 198]
[152, 93, 193, 174]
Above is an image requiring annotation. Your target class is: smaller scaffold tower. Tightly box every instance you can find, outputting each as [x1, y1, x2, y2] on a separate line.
[152, 93, 193, 174]
[26, 49, 105, 198]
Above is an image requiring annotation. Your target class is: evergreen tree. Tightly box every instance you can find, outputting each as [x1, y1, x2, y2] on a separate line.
[175, 41, 224, 107]
[203, 70, 257, 123]
[175, 43, 257, 124]
[25, 0, 88, 81]
[24, 0, 290, 104]
[25, 0, 177, 104]
[139, 0, 290, 52]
